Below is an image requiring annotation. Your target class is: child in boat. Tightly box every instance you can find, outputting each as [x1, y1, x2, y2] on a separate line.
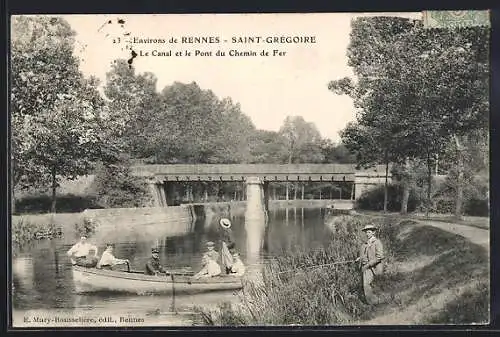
[230, 252, 246, 276]
[193, 254, 221, 279]
[205, 241, 220, 262]
[97, 243, 129, 270]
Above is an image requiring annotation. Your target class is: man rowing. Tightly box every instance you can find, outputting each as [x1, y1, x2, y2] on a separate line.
[145, 247, 167, 276]
[67, 235, 99, 267]
[97, 243, 130, 270]
[355, 224, 385, 304]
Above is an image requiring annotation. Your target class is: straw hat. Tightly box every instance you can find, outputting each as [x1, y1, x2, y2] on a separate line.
[361, 224, 378, 231]
[206, 241, 215, 247]
[219, 218, 232, 229]
[151, 248, 160, 254]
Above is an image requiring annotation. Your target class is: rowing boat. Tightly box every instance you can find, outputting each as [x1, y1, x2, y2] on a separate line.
[71, 266, 244, 295]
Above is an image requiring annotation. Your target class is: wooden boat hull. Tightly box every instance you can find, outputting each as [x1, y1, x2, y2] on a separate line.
[72, 266, 243, 295]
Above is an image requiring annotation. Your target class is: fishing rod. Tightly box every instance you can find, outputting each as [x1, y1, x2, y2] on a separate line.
[277, 260, 358, 275]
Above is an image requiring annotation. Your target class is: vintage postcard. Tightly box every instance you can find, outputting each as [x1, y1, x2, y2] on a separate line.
[10, 11, 490, 327]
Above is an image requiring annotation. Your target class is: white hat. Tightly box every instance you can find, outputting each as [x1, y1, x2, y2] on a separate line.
[219, 218, 232, 229]
[361, 224, 378, 231]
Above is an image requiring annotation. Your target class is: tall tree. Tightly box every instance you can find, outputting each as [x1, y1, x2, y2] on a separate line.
[330, 16, 488, 216]
[279, 116, 325, 164]
[11, 16, 110, 212]
[103, 59, 163, 159]
[248, 130, 288, 164]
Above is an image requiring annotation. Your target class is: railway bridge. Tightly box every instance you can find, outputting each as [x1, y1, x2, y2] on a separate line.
[130, 164, 392, 209]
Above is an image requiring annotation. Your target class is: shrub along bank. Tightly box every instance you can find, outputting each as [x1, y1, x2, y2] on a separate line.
[355, 183, 488, 217]
[12, 216, 97, 257]
[196, 216, 489, 325]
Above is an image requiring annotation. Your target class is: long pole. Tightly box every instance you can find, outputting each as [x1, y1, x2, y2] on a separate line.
[170, 274, 176, 313]
[278, 260, 356, 275]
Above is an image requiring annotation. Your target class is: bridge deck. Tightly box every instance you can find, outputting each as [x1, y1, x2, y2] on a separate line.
[131, 164, 390, 182]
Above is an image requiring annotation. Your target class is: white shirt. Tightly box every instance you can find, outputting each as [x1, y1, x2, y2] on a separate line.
[97, 250, 125, 268]
[195, 259, 222, 279]
[231, 258, 246, 276]
[67, 242, 98, 258]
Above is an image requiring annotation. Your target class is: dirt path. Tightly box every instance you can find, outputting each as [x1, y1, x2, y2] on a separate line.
[414, 220, 489, 250]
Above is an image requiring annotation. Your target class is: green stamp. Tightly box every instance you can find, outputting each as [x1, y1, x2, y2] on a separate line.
[423, 10, 490, 28]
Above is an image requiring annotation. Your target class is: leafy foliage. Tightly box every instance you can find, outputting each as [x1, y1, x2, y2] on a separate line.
[11, 16, 114, 212]
[330, 16, 489, 214]
[89, 163, 153, 208]
[355, 184, 421, 213]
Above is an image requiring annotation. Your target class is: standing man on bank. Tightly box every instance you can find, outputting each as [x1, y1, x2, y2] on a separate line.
[356, 224, 385, 304]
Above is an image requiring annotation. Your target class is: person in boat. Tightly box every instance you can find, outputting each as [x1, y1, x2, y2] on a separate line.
[355, 224, 385, 305]
[219, 218, 236, 274]
[193, 253, 222, 279]
[145, 248, 167, 276]
[97, 243, 130, 270]
[66, 235, 99, 267]
[205, 241, 220, 263]
[229, 251, 246, 276]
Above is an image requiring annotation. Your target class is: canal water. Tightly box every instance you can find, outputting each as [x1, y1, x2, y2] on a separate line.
[12, 207, 335, 326]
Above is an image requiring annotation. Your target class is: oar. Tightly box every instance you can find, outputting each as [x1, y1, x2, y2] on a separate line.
[169, 272, 176, 313]
[277, 260, 357, 275]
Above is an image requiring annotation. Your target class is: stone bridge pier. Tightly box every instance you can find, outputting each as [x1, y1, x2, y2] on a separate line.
[244, 176, 269, 216]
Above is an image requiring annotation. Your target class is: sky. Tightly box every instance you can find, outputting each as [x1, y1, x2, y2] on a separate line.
[60, 13, 421, 142]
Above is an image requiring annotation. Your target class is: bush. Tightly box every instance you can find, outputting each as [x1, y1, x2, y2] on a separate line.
[432, 173, 489, 216]
[464, 198, 489, 217]
[355, 184, 421, 212]
[14, 194, 101, 214]
[12, 218, 63, 253]
[89, 163, 153, 208]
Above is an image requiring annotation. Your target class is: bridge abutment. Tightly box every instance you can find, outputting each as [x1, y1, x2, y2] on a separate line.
[354, 171, 389, 200]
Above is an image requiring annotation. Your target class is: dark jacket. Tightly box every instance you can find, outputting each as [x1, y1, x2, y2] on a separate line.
[145, 257, 165, 275]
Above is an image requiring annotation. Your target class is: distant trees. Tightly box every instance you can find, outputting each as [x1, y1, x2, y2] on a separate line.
[12, 15, 358, 212]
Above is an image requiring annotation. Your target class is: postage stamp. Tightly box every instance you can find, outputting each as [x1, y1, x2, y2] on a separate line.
[422, 10, 490, 28]
[9, 12, 490, 328]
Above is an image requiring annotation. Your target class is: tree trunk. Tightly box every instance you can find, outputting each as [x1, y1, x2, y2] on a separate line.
[383, 153, 389, 213]
[11, 165, 16, 215]
[400, 157, 410, 215]
[435, 153, 439, 175]
[454, 135, 464, 219]
[51, 166, 57, 213]
[426, 153, 432, 218]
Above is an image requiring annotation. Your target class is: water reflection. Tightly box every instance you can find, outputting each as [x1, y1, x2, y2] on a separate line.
[12, 206, 333, 319]
[244, 182, 267, 265]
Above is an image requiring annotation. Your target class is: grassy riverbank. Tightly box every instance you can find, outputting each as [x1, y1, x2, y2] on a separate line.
[196, 216, 489, 325]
